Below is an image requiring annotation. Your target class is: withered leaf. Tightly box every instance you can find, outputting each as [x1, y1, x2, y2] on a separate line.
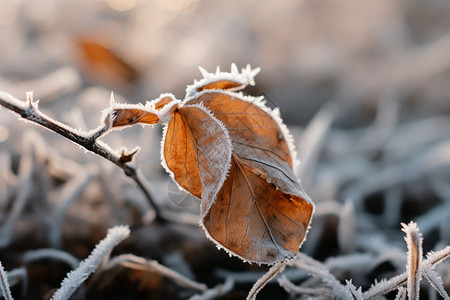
[185, 90, 314, 264]
[196, 80, 243, 92]
[107, 108, 159, 128]
[77, 40, 140, 85]
[162, 104, 232, 213]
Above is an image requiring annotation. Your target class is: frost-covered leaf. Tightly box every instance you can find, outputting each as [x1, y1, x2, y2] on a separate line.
[186, 89, 314, 264]
[186, 64, 260, 97]
[103, 104, 159, 129]
[161, 103, 232, 215]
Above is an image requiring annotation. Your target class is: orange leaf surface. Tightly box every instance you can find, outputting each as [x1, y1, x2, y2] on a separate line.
[77, 40, 140, 85]
[107, 108, 159, 128]
[185, 90, 314, 264]
[196, 80, 243, 92]
[162, 104, 232, 213]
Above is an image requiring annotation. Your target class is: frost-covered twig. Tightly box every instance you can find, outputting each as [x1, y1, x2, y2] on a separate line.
[50, 225, 130, 300]
[0, 90, 165, 223]
[395, 287, 407, 300]
[288, 253, 352, 300]
[421, 265, 450, 300]
[246, 261, 287, 300]
[278, 275, 333, 297]
[345, 280, 363, 300]
[4, 268, 27, 299]
[363, 273, 408, 299]
[363, 224, 450, 300]
[104, 254, 207, 292]
[23, 249, 80, 269]
[189, 277, 234, 300]
[0, 261, 13, 300]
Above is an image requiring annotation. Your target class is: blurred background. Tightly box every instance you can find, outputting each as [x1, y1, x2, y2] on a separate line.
[0, 0, 449, 299]
[0, 0, 449, 124]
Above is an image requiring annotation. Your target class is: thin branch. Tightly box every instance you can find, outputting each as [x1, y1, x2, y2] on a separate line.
[189, 277, 234, 300]
[278, 275, 333, 297]
[23, 249, 80, 269]
[363, 273, 407, 299]
[50, 225, 130, 300]
[395, 287, 407, 300]
[288, 253, 352, 300]
[103, 254, 207, 292]
[246, 261, 287, 300]
[0, 90, 166, 223]
[0, 261, 13, 300]
[421, 265, 450, 300]
[346, 280, 363, 300]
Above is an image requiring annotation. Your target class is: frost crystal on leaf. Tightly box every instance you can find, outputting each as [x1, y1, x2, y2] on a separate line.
[185, 64, 261, 97]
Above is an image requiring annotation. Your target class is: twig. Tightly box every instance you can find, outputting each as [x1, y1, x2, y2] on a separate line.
[278, 275, 333, 297]
[345, 280, 363, 300]
[103, 254, 207, 292]
[363, 274, 407, 299]
[189, 277, 234, 300]
[4, 268, 27, 299]
[50, 225, 130, 300]
[0, 90, 166, 223]
[395, 287, 407, 300]
[288, 253, 352, 300]
[362, 226, 450, 300]
[23, 249, 80, 269]
[246, 261, 287, 300]
[0, 261, 13, 300]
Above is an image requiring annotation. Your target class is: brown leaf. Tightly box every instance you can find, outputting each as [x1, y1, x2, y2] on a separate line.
[154, 96, 175, 111]
[162, 104, 232, 213]
[107, 108, 159, 128]
[186, 91, 314, 264]
[77, 40, 140, 86]
[196, 80, 243, 92]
